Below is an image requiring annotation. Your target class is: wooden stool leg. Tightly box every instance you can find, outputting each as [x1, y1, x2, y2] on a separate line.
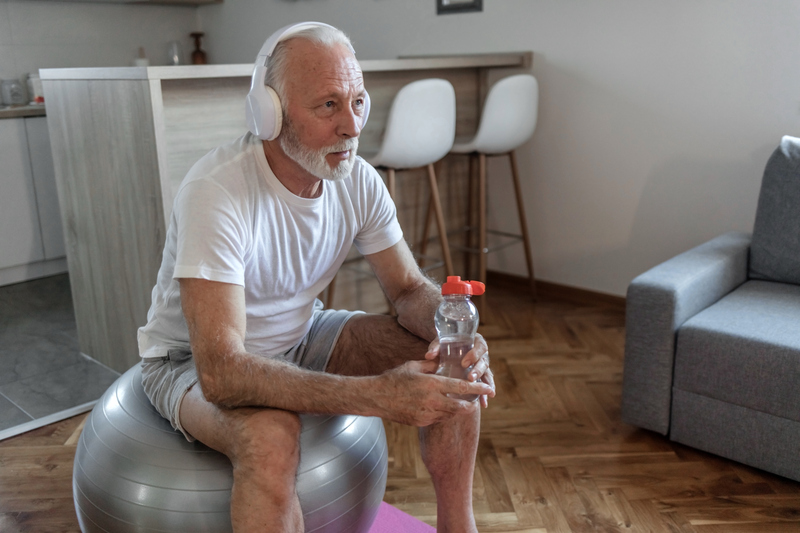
[509, 151, 537, 299]
[387, 167, 396, 200]
[326, 275, 337, 309]
[426, 163, 455, 277]
[465, 153, 476, 279]
[420, 159, 445, 266]
[418, 195, 434, 260]
[476, 153, 488, 318]
[384, 167, 400, 314]
[478, 153, 488, 286]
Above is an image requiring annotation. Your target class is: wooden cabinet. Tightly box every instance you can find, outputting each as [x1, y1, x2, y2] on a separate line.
[0, 116, 66, 286]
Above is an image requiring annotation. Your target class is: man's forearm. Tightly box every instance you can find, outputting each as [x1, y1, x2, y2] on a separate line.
[197, 348, 381, 415]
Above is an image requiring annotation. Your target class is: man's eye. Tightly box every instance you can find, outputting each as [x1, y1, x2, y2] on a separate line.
[354, 98, 364, 107]
[324, 101, 334, 108]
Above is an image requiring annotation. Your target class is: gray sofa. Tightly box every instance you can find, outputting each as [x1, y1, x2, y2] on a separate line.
[621, 135, 800, 482]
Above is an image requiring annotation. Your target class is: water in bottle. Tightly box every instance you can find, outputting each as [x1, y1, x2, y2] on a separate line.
[434, 276, 486, 401]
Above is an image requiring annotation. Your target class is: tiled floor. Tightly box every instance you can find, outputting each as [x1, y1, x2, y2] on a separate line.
[0, 274, 119, 437]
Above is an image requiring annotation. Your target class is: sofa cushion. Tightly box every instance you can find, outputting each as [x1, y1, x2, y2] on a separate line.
[674, 280, 800, 422]
[749, 135, 800, 285]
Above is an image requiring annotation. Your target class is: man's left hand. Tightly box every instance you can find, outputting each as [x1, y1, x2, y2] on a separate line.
[425, 333, 495, 408]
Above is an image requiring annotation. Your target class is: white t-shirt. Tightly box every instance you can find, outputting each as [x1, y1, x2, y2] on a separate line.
[137, 132, 403, 359]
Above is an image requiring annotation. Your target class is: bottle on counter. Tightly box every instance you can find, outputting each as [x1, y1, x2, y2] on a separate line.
[434, 276, 486, 402]
[191, 32, 207, 65]
[26, 73, 43, 104]
[134, 47, 149, 67]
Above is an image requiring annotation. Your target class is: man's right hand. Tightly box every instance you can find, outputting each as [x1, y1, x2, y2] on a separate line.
[370, 360, 493, 427]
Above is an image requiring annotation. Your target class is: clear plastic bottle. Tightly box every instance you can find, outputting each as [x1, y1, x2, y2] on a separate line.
[435, 276, 486, 401]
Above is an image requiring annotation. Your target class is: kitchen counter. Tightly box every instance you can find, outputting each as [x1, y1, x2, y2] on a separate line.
[41, 51, 533, 372]
[41, 51, 532, 227]
[40, 52, 531, 80]
[0, 105, 45, 119]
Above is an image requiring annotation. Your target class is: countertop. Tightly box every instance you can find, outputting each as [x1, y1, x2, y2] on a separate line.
[39, 52, 532, 80]
[0, 105, 46, 119]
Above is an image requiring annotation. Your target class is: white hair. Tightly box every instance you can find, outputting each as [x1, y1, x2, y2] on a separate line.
[266, 25, 354, 111]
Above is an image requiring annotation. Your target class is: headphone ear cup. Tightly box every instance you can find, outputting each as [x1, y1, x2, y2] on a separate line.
[263, 86, 283, 141]
[245, 92, 263, 138]
[246, 84, 283, 141]
[361, 90, 371, 130]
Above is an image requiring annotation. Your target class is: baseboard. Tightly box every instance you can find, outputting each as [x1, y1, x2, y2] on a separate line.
[486, 270, 626, 310]
[0, 257, 68, 287]
[0, 401, 96, 442]
[79, 351, 124, 376]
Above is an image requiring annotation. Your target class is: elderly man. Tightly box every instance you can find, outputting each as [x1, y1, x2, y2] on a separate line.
[138, 22, 494, 532]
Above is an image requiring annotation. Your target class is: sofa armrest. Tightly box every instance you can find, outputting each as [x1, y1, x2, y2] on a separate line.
[621, 231, 751, 435]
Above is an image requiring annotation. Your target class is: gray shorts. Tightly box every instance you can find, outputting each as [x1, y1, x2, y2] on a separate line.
[141, 300, 361, 442]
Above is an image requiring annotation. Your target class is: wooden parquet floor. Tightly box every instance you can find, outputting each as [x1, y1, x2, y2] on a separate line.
[2, 282, 800, 532]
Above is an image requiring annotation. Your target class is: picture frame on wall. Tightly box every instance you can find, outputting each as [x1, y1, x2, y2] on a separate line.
[436, 0, 483, 15]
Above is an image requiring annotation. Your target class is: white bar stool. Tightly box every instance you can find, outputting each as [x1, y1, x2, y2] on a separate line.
[447, 74, 539, 299]
[326, 78, 457, 309]
[372, 78, 457, 275]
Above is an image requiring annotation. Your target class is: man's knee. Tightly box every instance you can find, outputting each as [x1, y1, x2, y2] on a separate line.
[229, 408, 302, 485]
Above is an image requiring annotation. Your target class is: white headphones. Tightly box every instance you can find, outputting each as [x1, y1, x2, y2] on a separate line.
[245, 21, 371, 141]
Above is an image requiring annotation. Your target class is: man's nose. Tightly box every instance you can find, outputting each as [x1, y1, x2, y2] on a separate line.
[337, 105, 361, 138]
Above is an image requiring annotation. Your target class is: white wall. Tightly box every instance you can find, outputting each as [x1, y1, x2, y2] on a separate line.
[198, 1, 799, 296]
[0, 0, 197, 83]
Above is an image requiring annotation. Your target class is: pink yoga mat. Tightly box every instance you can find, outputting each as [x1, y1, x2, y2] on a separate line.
[368, 502, 435, 532]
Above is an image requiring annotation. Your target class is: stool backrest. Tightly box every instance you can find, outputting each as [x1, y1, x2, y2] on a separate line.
[371, 78, 456, 169]
[471, 74, 538, 154]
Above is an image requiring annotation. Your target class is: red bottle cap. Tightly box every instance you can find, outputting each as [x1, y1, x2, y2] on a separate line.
[441, 276, 485, 296]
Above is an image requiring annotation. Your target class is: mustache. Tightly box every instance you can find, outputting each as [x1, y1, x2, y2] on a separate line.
[326, 137, 359, 153]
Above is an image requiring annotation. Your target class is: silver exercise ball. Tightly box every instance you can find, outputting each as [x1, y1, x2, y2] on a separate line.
[73, 365, 388, 532]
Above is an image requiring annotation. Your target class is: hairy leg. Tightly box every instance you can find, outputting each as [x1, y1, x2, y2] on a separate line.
[326, 313, 425, 377]
[179, 386, 304, 533]
[327, 313, 481, 532]
[420, 405, 480, 533]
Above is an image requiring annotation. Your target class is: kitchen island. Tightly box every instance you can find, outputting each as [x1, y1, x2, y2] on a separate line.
[41, 52, 532, 372]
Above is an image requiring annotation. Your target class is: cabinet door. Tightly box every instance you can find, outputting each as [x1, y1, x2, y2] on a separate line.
[0, 119, 45, 270]
[26, 116, 65, 260]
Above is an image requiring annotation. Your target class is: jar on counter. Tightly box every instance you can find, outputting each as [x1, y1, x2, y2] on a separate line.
[1, 79, 26, 106]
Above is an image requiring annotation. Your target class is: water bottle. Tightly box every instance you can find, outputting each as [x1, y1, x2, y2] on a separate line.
[435, 276, 486, 401]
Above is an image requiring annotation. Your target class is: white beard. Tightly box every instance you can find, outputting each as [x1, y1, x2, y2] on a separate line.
[280, 118, 359, 182]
